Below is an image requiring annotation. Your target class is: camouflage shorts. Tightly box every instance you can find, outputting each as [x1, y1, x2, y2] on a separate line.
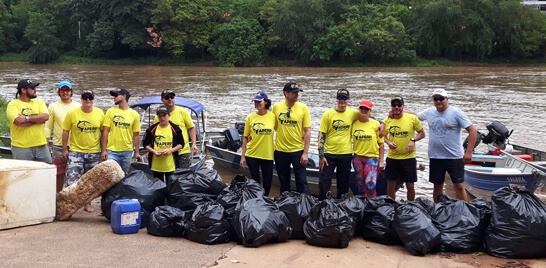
[65, 152, 100, 187]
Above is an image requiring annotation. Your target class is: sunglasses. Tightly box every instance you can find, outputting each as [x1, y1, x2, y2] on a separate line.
[391, 103, 403, 107]
[286, 107, 291, 118]
[59, 89, 71, 93]
[337, 96, 348, 101]
[163, 95, 175, 100]
[82, 96, 94, 101]
[433, 97, 445, 102]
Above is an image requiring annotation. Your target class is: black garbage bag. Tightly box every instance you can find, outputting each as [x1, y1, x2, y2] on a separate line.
[184, 198, 230, 244]
[217, 174, 265, 221]
[431, 195, 484, 253]
[274, 191, 319, 240]
[484, 187, 546, 259]
[147, 206, 186, 237]
[101, 170, 168, 228]
[336, 194, 367, 237]
[233, 197, 292, 247]
[303, 193, 354, 248]
[167, 169, 227, 217]
[361, 195, 402, 245]
[393, 200, 441, 256]
[414, 196, 436, 215]
[468, 196, 492, 232]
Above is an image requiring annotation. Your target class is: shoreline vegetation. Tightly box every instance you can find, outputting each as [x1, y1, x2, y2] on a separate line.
[2, 53, 546, 68]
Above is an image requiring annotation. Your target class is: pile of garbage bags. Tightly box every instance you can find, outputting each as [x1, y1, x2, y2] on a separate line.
[101, 171, 546, 257]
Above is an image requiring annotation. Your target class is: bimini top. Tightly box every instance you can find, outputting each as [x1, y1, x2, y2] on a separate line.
[130, 96, 206, 116]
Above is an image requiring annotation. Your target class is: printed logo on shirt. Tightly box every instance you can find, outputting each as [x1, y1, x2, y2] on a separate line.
[252, 122, 272, 135]
[353, 129, 373, 141]
[332, 119, 350, 131]
[21, 108, 31, 116]
[77, 120, 99, 133]
[278, 113, 297, 126]
[112, 115, 131, 129]
[154, 135, 172, 148]
[388, 126, 409, 138]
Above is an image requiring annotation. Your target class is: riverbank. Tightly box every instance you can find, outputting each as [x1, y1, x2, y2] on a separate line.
[1, 198, 543, 268]
[3, 53, 546, 68]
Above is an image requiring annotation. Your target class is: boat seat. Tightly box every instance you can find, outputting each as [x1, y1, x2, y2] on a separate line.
[465, 166, 497, 171]
[471, 154, 504, 161]
[514, 154, 533, 161]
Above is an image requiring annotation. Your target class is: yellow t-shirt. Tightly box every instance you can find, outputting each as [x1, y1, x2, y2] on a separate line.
[352, 120, 384, 157]
[243, 111, 276, 160]
[384, 113, 423, 159]
[153, 106, 194, 154]
[6, 99, 48, 148]
[272, 101, 311, 153]
[45, 100, 81, 146]
[319, 108, 359, 154]
[62, 107, 104, 153]
[150, 125, 175, 172]
[103, 107, 141, 152]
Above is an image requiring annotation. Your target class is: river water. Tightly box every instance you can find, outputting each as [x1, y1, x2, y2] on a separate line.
[1, 63, 545, 198]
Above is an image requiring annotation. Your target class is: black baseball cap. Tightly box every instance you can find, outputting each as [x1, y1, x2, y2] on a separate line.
[17, 79, 40, 89]
[283, 81, 302, 92]
[161, 89, 176, 98]
[110, 88, 131, 98]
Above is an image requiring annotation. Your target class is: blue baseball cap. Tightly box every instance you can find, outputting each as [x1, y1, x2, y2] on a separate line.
[58, 80, 72, 90]
[253, 91, 268, 101]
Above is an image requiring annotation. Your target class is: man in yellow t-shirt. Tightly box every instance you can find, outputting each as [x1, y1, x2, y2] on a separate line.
[153, 89, 197, 169]
[6, 79, 51, 163]
[45, 80, 80, 192]
[317, 89, 359, 200]
[383, 96, 425, 201]
[272, 81, 311, 194]
[101, 88, 141, 174]
[62, 90, 104, 212]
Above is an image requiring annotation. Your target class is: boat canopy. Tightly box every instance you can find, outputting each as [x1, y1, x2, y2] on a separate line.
[130, 96, 206, 117]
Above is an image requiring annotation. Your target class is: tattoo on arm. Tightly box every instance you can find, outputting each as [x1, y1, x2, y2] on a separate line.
[318, 132, 326, 158]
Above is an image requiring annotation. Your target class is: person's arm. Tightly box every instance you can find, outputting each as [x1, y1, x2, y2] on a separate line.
[239, 135, 249, 169]
[317, 131, 328, 171]
[133, 132, 141, 160]
[100, 126, 110, 161]
[463, 124, 478, 163]
[378, 141, 385, 171]
[301, 127, 311, 166]
[45, 106, 54, 140]
[188, 127, 198, 155]
[62, 130, 70, 159]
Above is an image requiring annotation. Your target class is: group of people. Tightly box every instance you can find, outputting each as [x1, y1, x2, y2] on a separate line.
[6, 79, 198, 212]
[6, 78, 477, 205]
[239, 82, 477, 202]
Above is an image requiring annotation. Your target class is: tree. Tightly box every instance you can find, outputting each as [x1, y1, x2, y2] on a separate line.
[151, 0, 225, 58]
[25, 11, 63, 63]
[209, 18, 267, 66]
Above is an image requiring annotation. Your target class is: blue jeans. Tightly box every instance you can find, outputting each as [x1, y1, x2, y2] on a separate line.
[107, 150, 132, 175]
[274, 150, 309, 194]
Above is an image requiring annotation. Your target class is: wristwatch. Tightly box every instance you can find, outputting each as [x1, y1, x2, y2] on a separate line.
[25, 115, 30, 122]
[410, 138, 416, 142]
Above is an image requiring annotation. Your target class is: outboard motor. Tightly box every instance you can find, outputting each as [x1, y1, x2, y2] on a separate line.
[482, 121, 513, 149]
[463, 131, 484, 151]
[234, 122, 245, 135]
[214, 127, 241, 152]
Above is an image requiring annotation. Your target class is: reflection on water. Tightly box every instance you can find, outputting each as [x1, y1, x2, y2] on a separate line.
[1, 63, 545, 199]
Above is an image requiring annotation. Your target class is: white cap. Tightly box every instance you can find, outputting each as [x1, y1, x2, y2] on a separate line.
[432, 89, 448, 98]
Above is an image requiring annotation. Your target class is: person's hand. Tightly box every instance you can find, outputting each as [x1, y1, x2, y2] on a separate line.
[319, 157, 328, 171]
[463, 151, 473, 164]
[191, 145, 198, 155]
[62, 149, 69, 160]
[134, 153, 142, 161]
[240, 156, 246, 169]
[101, 151, 108, 161]
[300, 153, 309, 166]
[378, 161, 385, 171]
[387, 141, 398, 150]
[153, 150, 162, 156]
[406, 140, 415, 153]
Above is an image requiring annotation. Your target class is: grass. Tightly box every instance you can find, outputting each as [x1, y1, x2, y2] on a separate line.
[0, 95, 10, 135]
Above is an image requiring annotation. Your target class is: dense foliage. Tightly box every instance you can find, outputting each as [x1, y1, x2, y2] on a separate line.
[1, 0, 545, 65]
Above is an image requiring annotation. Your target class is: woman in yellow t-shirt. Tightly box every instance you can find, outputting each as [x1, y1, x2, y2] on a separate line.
[351, 100, 384, 198]
[143, 105, 184, 185]
[240, 91, 276, 196]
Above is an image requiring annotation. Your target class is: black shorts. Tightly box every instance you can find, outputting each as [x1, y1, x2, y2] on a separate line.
[429, 158, 465, 184]
[384, 158, 417, 183]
